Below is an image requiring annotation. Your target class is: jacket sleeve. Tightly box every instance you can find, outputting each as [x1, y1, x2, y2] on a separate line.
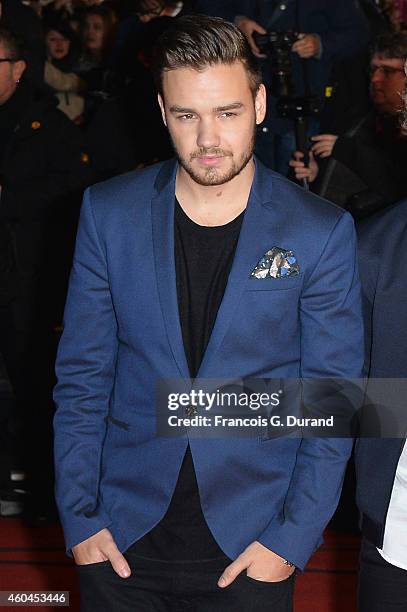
[53, 188, 118, 557]
[257, 211, 364, 570]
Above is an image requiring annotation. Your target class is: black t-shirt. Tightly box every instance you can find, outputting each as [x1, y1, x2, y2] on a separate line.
[175, 199, 244, 380]
[128, 199, 244, 560]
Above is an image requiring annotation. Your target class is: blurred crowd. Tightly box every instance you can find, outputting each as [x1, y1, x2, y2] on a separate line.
[0, 0, 407, 523]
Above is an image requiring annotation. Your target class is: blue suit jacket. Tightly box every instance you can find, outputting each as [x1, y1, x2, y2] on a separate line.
[355, 200, 407, 548]
[53, 158, 364, 570]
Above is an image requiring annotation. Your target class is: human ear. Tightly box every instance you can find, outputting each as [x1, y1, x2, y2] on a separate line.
[157, 93, 167, 127]
[255, 84, 266, 125]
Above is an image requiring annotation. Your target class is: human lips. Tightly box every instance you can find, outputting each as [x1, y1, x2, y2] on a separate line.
[371, 87, 385, 100]
[197, 155, 225, 166]
[371, 84, 384, 94]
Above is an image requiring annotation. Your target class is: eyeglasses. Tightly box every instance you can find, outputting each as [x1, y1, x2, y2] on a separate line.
[369, 64, 406, 77]
[0, 58, 16, 63]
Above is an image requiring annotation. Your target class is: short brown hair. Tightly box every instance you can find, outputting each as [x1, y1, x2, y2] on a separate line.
[152, 14, 262, 98]
[0, 28, 24, 61]
[372, 32, 407, 60]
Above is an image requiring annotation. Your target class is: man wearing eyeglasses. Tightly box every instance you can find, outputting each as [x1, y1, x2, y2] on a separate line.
[369, 55, 406, 115]
[0, 0, 44, 84]
[290, 32, 407, 220]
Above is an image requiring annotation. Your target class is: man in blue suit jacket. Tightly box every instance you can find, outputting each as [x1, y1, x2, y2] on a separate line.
[53, 15, 364, 611]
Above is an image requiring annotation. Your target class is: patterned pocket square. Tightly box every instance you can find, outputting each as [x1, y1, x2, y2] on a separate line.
[250, 247, 300, 279]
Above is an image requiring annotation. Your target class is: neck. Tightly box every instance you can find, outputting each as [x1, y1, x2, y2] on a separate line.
[175, 157, 255, 226]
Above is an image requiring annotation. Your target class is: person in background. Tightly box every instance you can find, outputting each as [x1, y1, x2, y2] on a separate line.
[76, 4, 118, 122]
[82, 5, 115, 59]
[355, 212, 407, 611]
[0, 27, 92, 521]
[290, 32, 407, 220]
[79, 4, 117, 75]
[354, 64, 407, 604]
[44, 19, 86, 122]
[316, 0, 391, 141]
[46, 22, 72, 61]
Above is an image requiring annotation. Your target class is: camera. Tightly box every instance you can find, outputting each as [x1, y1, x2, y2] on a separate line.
[277, 95, 321, 122]
[254, 30, 323, 176]
[254, 30, 299, 98]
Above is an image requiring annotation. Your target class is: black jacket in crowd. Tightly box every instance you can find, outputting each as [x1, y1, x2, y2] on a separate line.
[312, 112, 407, 220]
[0, 80, 91, 307]
[355, 200, 407, 549]
[85, 63, 172, 182]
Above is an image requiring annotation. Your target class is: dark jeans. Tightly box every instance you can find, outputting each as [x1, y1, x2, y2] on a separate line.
[77, 553, 295, 611]
[358, 537, 407, 611]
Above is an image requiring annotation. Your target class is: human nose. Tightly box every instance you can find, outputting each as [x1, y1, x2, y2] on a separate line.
[196, 118, 220, 150]
[370, 66, 384, 83]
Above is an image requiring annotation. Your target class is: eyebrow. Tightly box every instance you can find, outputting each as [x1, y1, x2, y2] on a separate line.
[371, 61, 403, 67]
[169, 102, 245, 113]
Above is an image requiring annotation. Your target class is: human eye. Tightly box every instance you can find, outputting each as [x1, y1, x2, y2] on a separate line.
[219, 112, 237, 118]
[177, 114, 196, 121]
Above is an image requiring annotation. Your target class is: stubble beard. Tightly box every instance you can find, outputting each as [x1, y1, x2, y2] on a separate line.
[171, 127, 256, 187]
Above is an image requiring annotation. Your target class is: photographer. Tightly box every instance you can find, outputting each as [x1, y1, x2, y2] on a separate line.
[290, 33, 407, 220]
[229, 0, 370, 173]
[0, 27, 92, 519]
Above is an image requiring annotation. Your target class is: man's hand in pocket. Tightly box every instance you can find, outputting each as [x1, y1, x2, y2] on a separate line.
[72, 528, 131, 578]
[217, 541, 295, 587]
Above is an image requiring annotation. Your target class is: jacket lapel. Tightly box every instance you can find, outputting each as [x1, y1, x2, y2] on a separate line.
[150, 158, 274, 380]
[151, 160, 190, 378]
[197, 160, 273, 378]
